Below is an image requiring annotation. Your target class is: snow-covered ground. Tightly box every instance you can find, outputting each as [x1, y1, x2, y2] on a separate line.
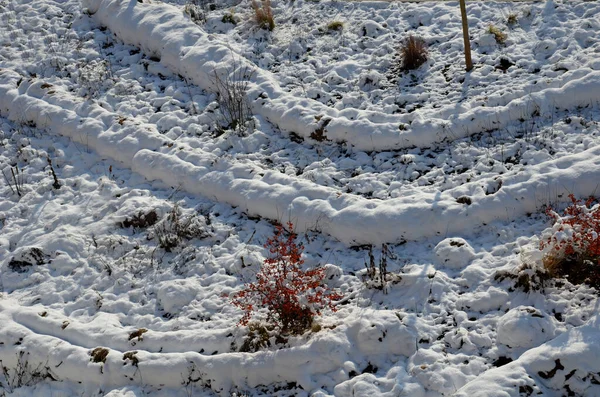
[1, 0, 600, 395]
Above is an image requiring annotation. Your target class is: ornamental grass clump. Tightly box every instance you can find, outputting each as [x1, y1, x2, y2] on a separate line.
[251, 0, 275, 31]
[398, 35, 428, 72]
[540, 194, 600, 289]
[231, 222, 342, 335]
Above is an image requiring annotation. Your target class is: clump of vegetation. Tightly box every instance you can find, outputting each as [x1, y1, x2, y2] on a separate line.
[251, 0, 275, 31]
[238, 322, 275, 352]
[397, 35, 429, 72]
[222, 12, 236, 25]
[363, 244, 401, 293]
[310, 116, 331, 142]
[8, 247, 48, 273]
[152, 205, 207, 252]
[119, 209, 158, 229]
[507, 13, 518, 26]
[211, 60, 255, 136]
[77, 59, 112, 98]
[494, 263, 552, 293]
[183, 0, 213, 25]
[327, 21, 344, 31]
[539, 194, 600, 289]
[487, 24, 507, 44]
[0, 352, 56, 393]
[128, 328, 148, 342]
[184, 3, 205, 25]
[90, 347, 109, 364]
[230, 222, 342, 335]
[122, 351, 139, 367]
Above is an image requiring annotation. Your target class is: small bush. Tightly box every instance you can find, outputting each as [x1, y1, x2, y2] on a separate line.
[211, 59, 255, 136]
[507, 13, 518, 26]
[128, 328, 148, 342]
[540, 194, 600, 289]
[327, 21, 344, 31]
[251, 0, 275, 31]
[183, 0, 212, 25]
[238, 322, 273, 352]
[184, 3, 206, 25]
[0, 352, 56, 393]
[487, 24, 507, 44]
[152, 205, 207, 252]
[222, 12, 236, 25]
[363, 244, 401, 293]
[494, 263, 552, 293]
[90, 347, 109, 364]
[77, 60, 112, 98]
[397, 35, 428, 72]
[230, 222, 342, 335]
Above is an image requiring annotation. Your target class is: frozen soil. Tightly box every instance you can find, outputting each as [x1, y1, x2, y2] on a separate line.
[1, 0, 600, 396]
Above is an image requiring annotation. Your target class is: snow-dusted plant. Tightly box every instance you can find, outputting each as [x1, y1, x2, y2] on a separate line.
[397, 35, 428, 72]
[152, 205, 208, 252]
[211, 59, 254, 136]
[487, 24, 507, 44]
[183, 0, 208, 25]
[251, 0, 274, 31]
[77, 59, 112, 98]
[230, 222, 342, 335]
[0, 352, 56, 393]
[540, 194, 600, 288]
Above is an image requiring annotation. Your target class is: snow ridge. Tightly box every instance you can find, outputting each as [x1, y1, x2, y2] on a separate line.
[2, 68, 600, 245]
[0, 299, 415, 394]
[81, 0, 600, 151]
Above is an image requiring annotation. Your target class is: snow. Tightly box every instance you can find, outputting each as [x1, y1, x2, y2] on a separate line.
[457, 313, 600, 397]
[2, 0, 600, 395]
[496, 306, 557, 349]
[434, 238, 477, 269]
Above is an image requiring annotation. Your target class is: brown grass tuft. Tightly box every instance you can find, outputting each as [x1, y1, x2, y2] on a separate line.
[327, 21, 344, 31]
[487, 24, 507, 44]
[251, 0, 274, 31]
[398, 35, 428, 72]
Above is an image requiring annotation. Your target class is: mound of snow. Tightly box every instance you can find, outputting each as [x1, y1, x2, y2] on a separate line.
[457, 287, 509, 313]
[457, 315, 600, 397]
[434, 237, 476, 269]
[496, 306, 556, 349]
[156, 280, 198, 313]
[359, 21, 387, 38]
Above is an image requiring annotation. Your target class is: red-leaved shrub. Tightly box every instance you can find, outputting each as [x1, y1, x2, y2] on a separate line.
[540, 194, 600, 288]
[231, 222, 342, 334]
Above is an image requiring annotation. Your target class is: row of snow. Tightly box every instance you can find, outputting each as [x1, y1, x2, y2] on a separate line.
[2, 296, 600, 395]
[0, 298, 419, 395]
[2, 66, 600, 246]
[2, 1, 600, 395]
[83, 0, 600, 152]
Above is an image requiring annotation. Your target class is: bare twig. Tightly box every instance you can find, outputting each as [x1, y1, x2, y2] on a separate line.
[3, 165, 24, 196]
[47, 157, 61, 189]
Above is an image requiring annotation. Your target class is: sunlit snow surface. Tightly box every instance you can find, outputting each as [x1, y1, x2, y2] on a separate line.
[1, 0, 600, 395]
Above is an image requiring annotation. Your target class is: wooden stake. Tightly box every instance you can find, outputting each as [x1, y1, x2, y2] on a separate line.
[459, 0, 473, 72]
